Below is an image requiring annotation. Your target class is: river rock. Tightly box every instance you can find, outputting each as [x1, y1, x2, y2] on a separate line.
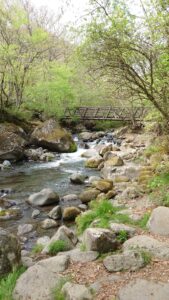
[2, 160, 12, 169]
[31, 119, 76, 152]
[28, 188, 60, 206]
[17, 224, 33, 236]
[83, 228, 119, 253]
[0, 208, 21, 221]
[103, 250, 144, 272]
[63, 206, 81, 221]
[40, 152, 55, 162]
[62, 282, 93, 300]
[88, 176, 101, 183]
[37, 236, 50, 247]
[0, 228, 21, 276]
[48, 205, 62, 220]
[42, 225, 78, 254]
[79, 132, 93, 142]
[41, 219, 58, 229]
[0, 123, 27, 162]
[81, 149, 99, 158]
[117, 279, 169, 300]
[99, 144, 113, 156]
[32, 209, 40, 218]
[103, 151, 117, 161]
[13, 255, 69, 300]
[70, 172, 86, 184]
[109, 223, 136, 237]
[24, 148, 44, 161]
[92, 179, 113, 192]
[62, 194, 78, 202]
[104, 156, 124, 167]
[85, 156, 103, 168]
[79, 188, 100, 203]
[147, 206, 169, 236]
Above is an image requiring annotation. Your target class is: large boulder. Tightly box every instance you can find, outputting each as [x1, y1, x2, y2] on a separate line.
[0, 228, 21, 276]
[103, 250, 144, 272]
[0, 123, 27, 162]
[28, 188, 60, 206]
[83, 228, 119, 253]
[79, 189, 100, 203]
[42, 225, 78, 254]
[13, 255, 69, 300]
[117, 279, 169, 300]
[31, 119, 76, 152]
[147, 206, 169, 236]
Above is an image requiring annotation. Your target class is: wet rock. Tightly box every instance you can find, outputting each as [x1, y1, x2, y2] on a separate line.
[70, 172, 86, 184]
[0, 208, 21, 220]
[13, 255, 69, 300]
[2, 160, 12, 169]
[0, 228, 21, 276]
[18, 224, 33, 236]
[48, 205, 62, 220]
[147, 206, 169, 236]
[32, 209, 40, 218]
[117, 279, 169, 300]
[0, 123, 27, 162]
[79, 188, 100, 203]
[83, 228, 119, 253]
[40, 152, 55, 162]
[31, 119, 76, 153]
[62, 194, 78, 202]
[92, 179, 113, 192]
[63, 206, 81, 221]
[85, 155, 103, 168]
[62, 282, 93, 300]
[81, 149, 99, 158]
[103, 250, 144, 272]
[42, 225, 78, 254]
[104, 156, 124, 167]
[41, 219, 59, 229]
[79, 132, 93, 142]
[28, 188, 60, 206]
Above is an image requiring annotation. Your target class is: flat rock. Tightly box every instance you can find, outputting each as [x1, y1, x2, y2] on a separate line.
[147, 206, 169, 236]
[63, 248, 99, 262]
[117, 279, 169, 300]
[109, 223, 136, 237]
[17, 224, 33, 236]
[103, 250, 144, 272]
[62, 282, 92, 300]
[13, 255, 69, 300]
[28, 188, 60, 206]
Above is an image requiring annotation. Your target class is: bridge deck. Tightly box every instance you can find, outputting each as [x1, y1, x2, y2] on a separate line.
[63, 106, 146, 121]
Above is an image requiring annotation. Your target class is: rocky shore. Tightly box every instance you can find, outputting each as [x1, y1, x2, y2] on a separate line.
[1, 120, 169, 300]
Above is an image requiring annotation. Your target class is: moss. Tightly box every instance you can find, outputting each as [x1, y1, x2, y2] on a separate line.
[31, 244, 44, 254]
[69, 142, 77, 153]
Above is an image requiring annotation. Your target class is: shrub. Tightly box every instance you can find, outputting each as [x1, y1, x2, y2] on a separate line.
[0, 267, 26, 300]
[48, 240, 67, 255]
[117, 230, 128, 243]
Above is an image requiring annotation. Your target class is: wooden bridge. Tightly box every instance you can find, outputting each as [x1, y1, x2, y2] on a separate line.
[63, 106, 147, 122]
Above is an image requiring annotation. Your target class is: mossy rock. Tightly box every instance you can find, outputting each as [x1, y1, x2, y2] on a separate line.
[114, 176, 130, 183]
[79, 189, 101, 203]
[104, 156, 124, 167]
[63, 207, 81, 221]
[85, 156, 103, 168]
[31, 119, 76, 153]
[92, 179, 113, 192]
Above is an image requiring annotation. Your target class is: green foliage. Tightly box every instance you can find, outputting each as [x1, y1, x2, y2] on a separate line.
[136, 213, 151, 230]
[80, 243, 87, 252]
[148, 173, 169, 190]
[76, 199, 132, 234]
[144, 145, 160, 158]
[141, 251, 152, 266]
[48, 240, 67, 255]
[117, 230, 128, 243]
[0, 266, 26, 300]
[53, 277, 71, 300]
[94, 120, 125, 131]
[31, 244, 44, 254]
[69, 142, 77, 153]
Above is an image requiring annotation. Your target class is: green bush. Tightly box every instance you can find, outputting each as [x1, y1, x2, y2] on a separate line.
[117, 230, 128, 243]
[0, 267, 26, 300]
[94, 120, 125, 131]
[48, 240, 67, 255]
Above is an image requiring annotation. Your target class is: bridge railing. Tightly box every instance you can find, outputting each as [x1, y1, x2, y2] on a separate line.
[63, 106, 147, 121]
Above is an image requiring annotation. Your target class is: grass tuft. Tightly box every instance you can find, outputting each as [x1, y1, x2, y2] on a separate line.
[48, 240, 67, 255]
[53, 276, 71, 300]
[0, 266, 26, 300]
[31, 244, 44, 254]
